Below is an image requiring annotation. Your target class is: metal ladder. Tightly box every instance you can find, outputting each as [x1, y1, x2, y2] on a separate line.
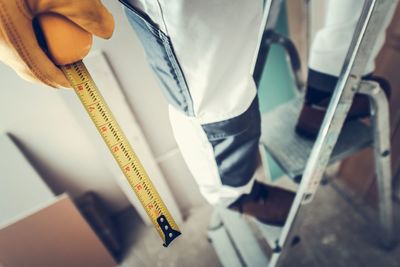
[207, 0, 395, 266]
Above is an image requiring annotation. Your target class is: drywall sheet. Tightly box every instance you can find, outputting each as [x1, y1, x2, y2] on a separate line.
[0, 194, 116, 267]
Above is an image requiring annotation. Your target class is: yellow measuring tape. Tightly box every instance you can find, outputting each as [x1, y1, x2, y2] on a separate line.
[62, 61, 181, 247]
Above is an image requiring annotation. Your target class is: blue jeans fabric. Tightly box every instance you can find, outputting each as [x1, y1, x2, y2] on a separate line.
[122, 1, 261, 188]
[201, 97, 261, 187]
[121, 1, 195, 116]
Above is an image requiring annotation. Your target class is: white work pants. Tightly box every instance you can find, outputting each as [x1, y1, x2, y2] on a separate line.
[122, 0, 395, 205]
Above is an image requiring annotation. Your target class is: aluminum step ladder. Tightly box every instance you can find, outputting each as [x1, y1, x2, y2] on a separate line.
[208, 0, 396, 266]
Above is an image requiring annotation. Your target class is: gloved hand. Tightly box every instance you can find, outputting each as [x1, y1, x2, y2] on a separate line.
[0, 0, 114, 88]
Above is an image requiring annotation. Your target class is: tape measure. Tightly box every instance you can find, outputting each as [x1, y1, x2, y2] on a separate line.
[62, 61, 181, 247]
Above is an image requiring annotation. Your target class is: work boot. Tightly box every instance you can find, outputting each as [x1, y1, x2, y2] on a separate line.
[228, 180, 295, 226]
[295, 69, 391, 139]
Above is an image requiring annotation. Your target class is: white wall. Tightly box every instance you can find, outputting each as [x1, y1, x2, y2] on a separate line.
[0, 0, 204, 214]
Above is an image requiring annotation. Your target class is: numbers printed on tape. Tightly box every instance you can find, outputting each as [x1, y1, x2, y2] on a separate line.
[62, 61, 181, 247]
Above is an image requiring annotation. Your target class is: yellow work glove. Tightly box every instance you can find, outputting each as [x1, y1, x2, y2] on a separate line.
[0, 0, 114, 88]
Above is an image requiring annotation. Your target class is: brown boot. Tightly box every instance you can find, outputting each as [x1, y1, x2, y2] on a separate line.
[228, 181, 295, 226]
[295, 70, 391, 139]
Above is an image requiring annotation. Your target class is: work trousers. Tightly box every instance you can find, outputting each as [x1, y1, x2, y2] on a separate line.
[120, 0, 395, 205]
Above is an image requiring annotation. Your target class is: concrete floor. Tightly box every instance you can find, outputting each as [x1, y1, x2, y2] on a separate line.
[116, 205, 220, 267]
[279, 180, 400, 267]
[115, 180, 400, 267]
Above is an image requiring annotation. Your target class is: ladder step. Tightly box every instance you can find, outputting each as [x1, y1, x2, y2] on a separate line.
[252, 219, 283, 250]
[208, 220, 243, 267]
[208, 208, 270, 267]
[260, 98, 373, 180]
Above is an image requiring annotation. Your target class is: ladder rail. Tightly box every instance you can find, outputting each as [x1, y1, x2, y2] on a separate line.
[270, 0, 394, 266]
[255, 30, 305, 91]
[359, 80, 394, 248]
[252, 0, 283, 84]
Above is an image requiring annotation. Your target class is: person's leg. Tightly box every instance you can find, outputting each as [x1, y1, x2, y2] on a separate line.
[310, 0, 387, 77]
[296, 0, 396, 138]
[121, 0, 294, 225]
[168, 96, 261, 206]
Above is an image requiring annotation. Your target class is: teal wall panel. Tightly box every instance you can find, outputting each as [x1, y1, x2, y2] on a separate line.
[258, 2, 297, 180]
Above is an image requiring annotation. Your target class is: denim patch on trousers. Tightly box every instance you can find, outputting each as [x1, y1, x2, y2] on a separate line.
[202, 97, 261, 187]
[121, 1, 195, 116]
